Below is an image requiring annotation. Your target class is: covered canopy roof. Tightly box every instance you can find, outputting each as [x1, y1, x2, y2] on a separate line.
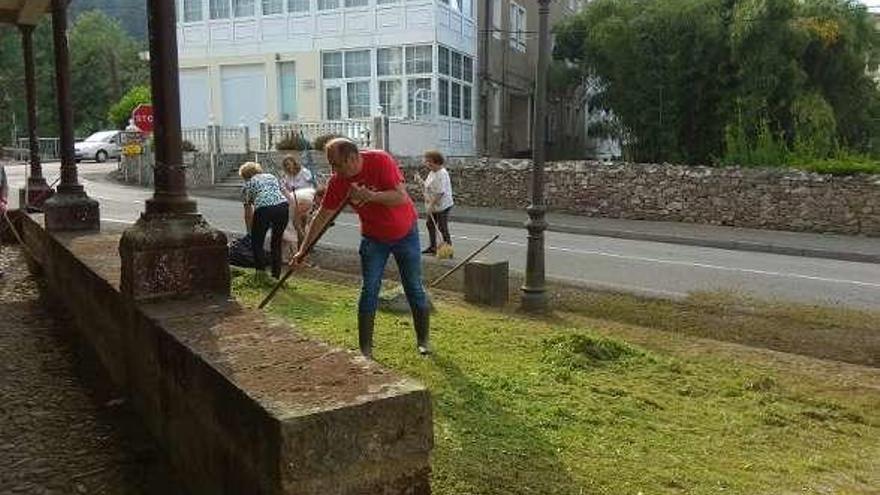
[0, 0, 51, 26]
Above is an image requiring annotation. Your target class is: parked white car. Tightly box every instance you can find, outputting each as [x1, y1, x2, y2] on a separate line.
[75, 131, 121, 163]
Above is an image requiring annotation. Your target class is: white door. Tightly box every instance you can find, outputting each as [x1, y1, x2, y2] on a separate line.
[221, 64, 267, 133]
[179, 68, 210, 128]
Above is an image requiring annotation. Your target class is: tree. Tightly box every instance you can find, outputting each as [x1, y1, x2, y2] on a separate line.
[69, 10, 149, 135]
[70, 0, 147, 42]
[554, 0, 880, 164]
[555, 0, 730, 163]
[0, 23, 58, 146]
[107, 85, 151, 129]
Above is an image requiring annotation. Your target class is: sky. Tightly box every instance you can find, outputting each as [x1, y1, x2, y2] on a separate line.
[862, 0, 880, 11]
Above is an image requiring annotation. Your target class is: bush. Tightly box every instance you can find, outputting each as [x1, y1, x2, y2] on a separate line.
[788, 153, 880, 176]
[313, 133, 343, 151]
[181, 140, 197, 152]
[276, 133, 308, 151]
[107, 85, 151, 129]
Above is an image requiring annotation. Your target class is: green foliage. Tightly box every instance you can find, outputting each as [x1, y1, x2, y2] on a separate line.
[0, 11, 147, 144]
[69, 11, 149, 135]
[721, 111, 789, 167]
[555, 0, 880, 165]
[791, 92, 838, 158]
[788, 151, 880, 175]
[107, 85, 151, 129]
[70, 0, 147, 42]
[0, 23, 58, 145]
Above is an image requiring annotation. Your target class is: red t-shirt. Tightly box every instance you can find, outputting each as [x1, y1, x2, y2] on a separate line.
[322, 149, 418, 242]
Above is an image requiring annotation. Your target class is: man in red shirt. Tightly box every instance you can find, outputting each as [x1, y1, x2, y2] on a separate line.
[291, 138, 430, 358]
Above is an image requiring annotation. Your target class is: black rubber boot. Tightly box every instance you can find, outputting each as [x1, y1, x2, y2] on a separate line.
[358, 312, 375, 359]
[412, 306, 431, 356]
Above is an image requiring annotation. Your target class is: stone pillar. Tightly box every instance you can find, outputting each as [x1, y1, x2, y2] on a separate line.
[43, 0, 100, 231]
[118, 0, 229, 300]
[19, 24, 53, 210]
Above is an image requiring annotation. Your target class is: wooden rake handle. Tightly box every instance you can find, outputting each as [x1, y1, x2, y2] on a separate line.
[2, 211, 36, 261]
[429, 234, 500, 288]
[258, 196, 348, 309]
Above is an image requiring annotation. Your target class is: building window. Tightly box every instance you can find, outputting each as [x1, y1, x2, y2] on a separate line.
[262, 0, 283, 14]
[210, 0, 230, 19]
[318, 0, 339, 9]
[492, 0, 502, 38]
[405, 46, 433, 75]
[347, 81, 371, 118]
[326, 87, 342, 120]
[288, 0, 309, 12]
[408, 78, 432, 119]
[379, 80, 403, 117]
[322, 52, 343, 79]
[344, 0, 368, 6]
[437, 45, 474, 122]
[233, 0, 255, 17]
[510, 2, 527, 52]
[438, 46, 450, 76]
[451, 52, 462, 80]
[438, 0, 472, 17]
[183, 0, 203, 21]
[344, 50, 371, 78]
[377, 48, 403, 76]
[451, 82, 461, 118]
[438, 79, 449, 117]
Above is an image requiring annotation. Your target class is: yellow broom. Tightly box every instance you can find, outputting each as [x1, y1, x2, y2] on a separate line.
[431, 212, 454, 259]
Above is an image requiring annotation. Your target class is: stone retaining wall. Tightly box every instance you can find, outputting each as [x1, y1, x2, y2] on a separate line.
[15, 213, 433, 494]
[396, 158, 880, 237]
[118, 151, 250, 188]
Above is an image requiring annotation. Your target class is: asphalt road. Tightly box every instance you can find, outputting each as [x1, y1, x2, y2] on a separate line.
[6, 161, 880, 310]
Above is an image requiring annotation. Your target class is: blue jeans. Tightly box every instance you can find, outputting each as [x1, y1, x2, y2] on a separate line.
[359, 224, 428, 314]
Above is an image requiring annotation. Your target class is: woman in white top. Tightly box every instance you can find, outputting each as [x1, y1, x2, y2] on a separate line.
[280, 155, 316, 248]
[414, 150, 454, 255]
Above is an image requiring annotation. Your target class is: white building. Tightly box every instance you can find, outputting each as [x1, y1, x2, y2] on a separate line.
[176, 0, 478, 155]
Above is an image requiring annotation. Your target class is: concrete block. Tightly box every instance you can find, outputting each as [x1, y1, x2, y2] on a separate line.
[464, 260, 508, 307]
[43, 191, 99, 231]
[118, 214, 230, 300]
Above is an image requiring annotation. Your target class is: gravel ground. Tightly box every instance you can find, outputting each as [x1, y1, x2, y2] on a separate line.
[0, 244, 183, 495]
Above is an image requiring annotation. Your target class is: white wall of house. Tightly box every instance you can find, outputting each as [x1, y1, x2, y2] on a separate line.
[176, 0, 478, 155]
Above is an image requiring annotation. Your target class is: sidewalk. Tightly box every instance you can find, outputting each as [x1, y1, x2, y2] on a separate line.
[421, 205, 880, 264]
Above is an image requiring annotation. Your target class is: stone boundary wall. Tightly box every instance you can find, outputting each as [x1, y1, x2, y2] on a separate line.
[395, 158, 880, 237]
[14, 213, 433, 494]
[118, 151, 250, 188]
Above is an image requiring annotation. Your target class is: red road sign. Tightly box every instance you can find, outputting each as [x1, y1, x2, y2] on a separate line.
[132, 104, 154, 134]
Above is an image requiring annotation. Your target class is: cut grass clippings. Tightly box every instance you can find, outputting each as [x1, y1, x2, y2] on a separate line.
[233, 270, 880, 495]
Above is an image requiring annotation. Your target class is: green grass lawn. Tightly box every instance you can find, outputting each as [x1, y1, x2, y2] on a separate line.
[233, 270, 880, 495]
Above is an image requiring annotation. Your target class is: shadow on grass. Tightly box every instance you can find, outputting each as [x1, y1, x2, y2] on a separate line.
[429, 353, 584, 494]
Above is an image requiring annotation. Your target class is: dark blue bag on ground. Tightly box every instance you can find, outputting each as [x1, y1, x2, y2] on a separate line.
[229, 234, 255, 268]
